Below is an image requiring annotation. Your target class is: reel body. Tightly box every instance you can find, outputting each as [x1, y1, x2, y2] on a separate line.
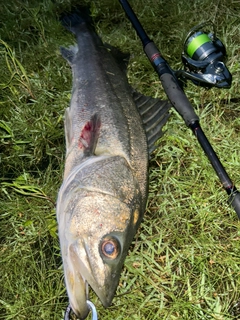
[178, 22, 232, 88]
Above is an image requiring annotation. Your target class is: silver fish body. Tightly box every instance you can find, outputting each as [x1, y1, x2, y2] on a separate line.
[57, 12, 170, 320]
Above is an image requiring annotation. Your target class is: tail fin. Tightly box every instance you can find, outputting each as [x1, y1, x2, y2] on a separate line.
[60, 7, 92, 34]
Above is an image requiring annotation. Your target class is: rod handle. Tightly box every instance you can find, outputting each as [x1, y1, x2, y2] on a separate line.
[159, 72, 199, 126]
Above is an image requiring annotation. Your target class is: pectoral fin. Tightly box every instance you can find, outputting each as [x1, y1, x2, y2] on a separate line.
[78, 113, 101, 156]
[64, 109, 101, 158]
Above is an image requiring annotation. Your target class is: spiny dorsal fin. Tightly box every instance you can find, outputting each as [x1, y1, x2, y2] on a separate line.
[133, 91, 171, 154]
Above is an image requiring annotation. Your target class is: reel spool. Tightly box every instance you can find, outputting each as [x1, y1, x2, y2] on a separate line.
[179, 22, 232, 88]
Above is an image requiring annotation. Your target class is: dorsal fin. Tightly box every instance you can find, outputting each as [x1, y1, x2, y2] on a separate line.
[133, 91, 171, 154]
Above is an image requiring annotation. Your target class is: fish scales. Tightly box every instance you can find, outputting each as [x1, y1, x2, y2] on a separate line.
[63, 22, 148, 199]
[57, 10, 170, 320]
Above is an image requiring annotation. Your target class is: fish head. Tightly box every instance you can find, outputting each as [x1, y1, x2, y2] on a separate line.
[58, 189, 142, 319]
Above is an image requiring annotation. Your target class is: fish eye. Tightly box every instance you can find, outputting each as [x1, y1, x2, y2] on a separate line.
[100, 237, 120, 260]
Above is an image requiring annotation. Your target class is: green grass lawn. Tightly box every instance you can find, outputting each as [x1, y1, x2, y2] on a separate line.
[1, 0, 240, 319]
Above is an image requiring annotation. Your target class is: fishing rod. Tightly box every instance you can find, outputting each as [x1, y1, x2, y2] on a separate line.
[119, 0, 240, 218]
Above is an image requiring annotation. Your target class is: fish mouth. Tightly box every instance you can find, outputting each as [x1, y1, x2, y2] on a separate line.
[65, 254, 89, 319]
[66, 242, 117, 319]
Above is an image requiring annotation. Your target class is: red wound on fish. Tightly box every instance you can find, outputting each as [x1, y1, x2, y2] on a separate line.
[78, 113, 101, 154]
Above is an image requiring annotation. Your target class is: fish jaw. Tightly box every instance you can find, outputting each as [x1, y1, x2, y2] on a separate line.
[63, 238, 118, 318]
[63, 249, 89, 319]
[58, 190, 143, 318]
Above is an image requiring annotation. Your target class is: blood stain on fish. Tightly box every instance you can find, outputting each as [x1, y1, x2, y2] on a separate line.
[78, 114, 101, 150]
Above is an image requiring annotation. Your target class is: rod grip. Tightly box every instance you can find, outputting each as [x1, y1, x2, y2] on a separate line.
[159, 72, 199, 126]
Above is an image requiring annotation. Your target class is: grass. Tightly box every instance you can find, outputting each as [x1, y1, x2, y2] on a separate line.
[1, 0, 240, 319]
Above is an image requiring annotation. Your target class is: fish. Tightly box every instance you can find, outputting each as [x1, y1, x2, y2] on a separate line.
[56, 9, 171, 320]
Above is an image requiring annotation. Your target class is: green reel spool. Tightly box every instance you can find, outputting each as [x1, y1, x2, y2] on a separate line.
[181, 21, 231, 88]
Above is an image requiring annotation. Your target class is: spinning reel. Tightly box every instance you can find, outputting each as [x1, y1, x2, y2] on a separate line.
[176, 22, 232, 88]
